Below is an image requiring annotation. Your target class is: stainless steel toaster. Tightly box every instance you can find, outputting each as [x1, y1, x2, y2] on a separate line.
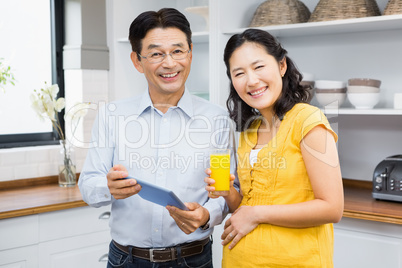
[372, 155, 402, 202]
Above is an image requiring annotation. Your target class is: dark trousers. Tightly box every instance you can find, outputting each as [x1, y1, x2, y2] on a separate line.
[107, 240, 213, 268]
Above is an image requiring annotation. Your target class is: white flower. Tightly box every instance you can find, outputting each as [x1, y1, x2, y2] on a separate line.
[48, 84, 59, 99]
[55, 97, 65, 112]
[30, 93, 46, 120]
[30, 83, 88, 141]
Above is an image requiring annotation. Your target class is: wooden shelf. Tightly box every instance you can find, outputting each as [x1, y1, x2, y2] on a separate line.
[223, 14, 402, 38]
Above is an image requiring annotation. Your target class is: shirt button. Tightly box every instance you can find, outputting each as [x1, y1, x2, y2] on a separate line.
[104, 194, 109, 198]
[163, 118, 168, 123]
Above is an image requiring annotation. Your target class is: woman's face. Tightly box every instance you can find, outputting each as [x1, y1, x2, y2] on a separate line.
[229, 42, 287, 115]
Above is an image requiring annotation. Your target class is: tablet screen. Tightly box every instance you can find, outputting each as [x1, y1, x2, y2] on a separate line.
[126, 176, 188, 211]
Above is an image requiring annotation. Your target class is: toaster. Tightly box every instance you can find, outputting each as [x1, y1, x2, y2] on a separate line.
[372, 155, 402, 202]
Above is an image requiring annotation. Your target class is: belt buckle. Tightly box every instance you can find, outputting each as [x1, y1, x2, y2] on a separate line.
[149, 248, 166, 263]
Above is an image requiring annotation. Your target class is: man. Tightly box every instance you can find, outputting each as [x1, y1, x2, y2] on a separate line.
[78, 8, 236, 268]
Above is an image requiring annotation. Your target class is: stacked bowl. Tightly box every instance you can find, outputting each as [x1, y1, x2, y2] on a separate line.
[347, 78, 381, 109]
[315, 80, 347, 108]
[300, 72, 315, 103]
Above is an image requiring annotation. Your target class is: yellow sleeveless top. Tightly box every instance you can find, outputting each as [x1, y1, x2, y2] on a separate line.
[222, 103, 337, 268]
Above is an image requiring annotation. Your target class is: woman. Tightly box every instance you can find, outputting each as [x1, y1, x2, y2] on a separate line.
[205, 29, 344, 267]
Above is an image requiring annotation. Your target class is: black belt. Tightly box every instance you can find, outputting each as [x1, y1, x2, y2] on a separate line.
[112, 237, 210, 263]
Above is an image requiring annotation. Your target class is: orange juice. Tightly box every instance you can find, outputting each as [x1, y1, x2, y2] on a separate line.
[210, 149, 230, 196]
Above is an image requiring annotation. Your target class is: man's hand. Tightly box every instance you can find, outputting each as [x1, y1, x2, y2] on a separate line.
[166, 203, 210, 235]
[107, 165, 141, 199]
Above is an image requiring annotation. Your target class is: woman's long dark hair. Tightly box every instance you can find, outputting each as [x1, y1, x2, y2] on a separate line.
[224, 29, 309, 131]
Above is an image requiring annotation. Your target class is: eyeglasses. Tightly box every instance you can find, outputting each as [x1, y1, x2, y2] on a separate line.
[137, 49, 191, 64]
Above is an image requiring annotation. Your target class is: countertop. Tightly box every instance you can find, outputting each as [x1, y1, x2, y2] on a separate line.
[1, 177, 402, 224]
[0, 176, 86, 219]
[342, 179, 402, 224]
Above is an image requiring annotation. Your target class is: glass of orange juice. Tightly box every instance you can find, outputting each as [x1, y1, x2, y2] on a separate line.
[210, 149, 230, 196]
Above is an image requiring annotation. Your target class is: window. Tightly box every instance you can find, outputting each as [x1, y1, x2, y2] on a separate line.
[0, 0, 64, 148]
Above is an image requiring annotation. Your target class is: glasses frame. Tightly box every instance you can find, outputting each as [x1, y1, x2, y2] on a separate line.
[137, 49, 192, 64]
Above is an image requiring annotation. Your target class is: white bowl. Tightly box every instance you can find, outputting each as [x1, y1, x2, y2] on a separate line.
[348, 78, 381, 88]
[348, 92, 380, 109]
[315, 80, 346, 90]
[316, 92, 346, 108]
[347, 85, 380, 93]
[185, 6, 209, 31]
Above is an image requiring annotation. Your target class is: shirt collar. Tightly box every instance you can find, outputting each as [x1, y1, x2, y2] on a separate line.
[176, 89, 194, 118]
[135, 91, 153, 118]
[135, 89, 194, 118]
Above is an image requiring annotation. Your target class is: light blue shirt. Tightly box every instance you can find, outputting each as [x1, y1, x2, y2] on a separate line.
[79, 90, 237, 247]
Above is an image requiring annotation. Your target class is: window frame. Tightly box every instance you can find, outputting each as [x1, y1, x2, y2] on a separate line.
[0, 0, 65, 149]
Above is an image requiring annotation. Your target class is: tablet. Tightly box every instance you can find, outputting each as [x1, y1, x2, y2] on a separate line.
[126, 176, 189, 211]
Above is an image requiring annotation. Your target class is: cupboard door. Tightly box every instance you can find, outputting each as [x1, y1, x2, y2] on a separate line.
[334, 228, 402, 268]
[38, 230, 110, 268]
[39, 206, 110, 242]
[0, 215, 39, 251]
[0, 245, 38, 268]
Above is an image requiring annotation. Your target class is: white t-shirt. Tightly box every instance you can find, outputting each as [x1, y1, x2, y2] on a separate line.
[250, 147, 262, 166]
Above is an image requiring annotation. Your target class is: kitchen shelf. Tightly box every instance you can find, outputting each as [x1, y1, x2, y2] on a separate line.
[117, 31, 209, 44]
[321, 108, 402, 115]
[223, 14, 402, 38]
[117, 38, 129, 43]
[190, 91, 209, 100]
[191, 31, 209, 43]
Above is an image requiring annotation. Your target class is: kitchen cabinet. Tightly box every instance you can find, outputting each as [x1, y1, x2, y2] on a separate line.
[334, 217, 402, 268]
[0, 215, 39, 267]
[37, 206, 111, 268]
[0, 245, 38, 268]
[0, 206, 110, 268]
[38, 232, 109, 268]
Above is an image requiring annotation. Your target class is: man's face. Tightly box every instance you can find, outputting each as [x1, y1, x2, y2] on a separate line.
[132, 27, 192, 102]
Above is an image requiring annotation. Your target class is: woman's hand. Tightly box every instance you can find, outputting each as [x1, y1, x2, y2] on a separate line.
[221, 206, 259, 249]
[204, 168, 219, 199]
[204, 168, 236, 199]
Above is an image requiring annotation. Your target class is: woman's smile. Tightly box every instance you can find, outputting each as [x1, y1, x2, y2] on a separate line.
[249, 86, 268, 98]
